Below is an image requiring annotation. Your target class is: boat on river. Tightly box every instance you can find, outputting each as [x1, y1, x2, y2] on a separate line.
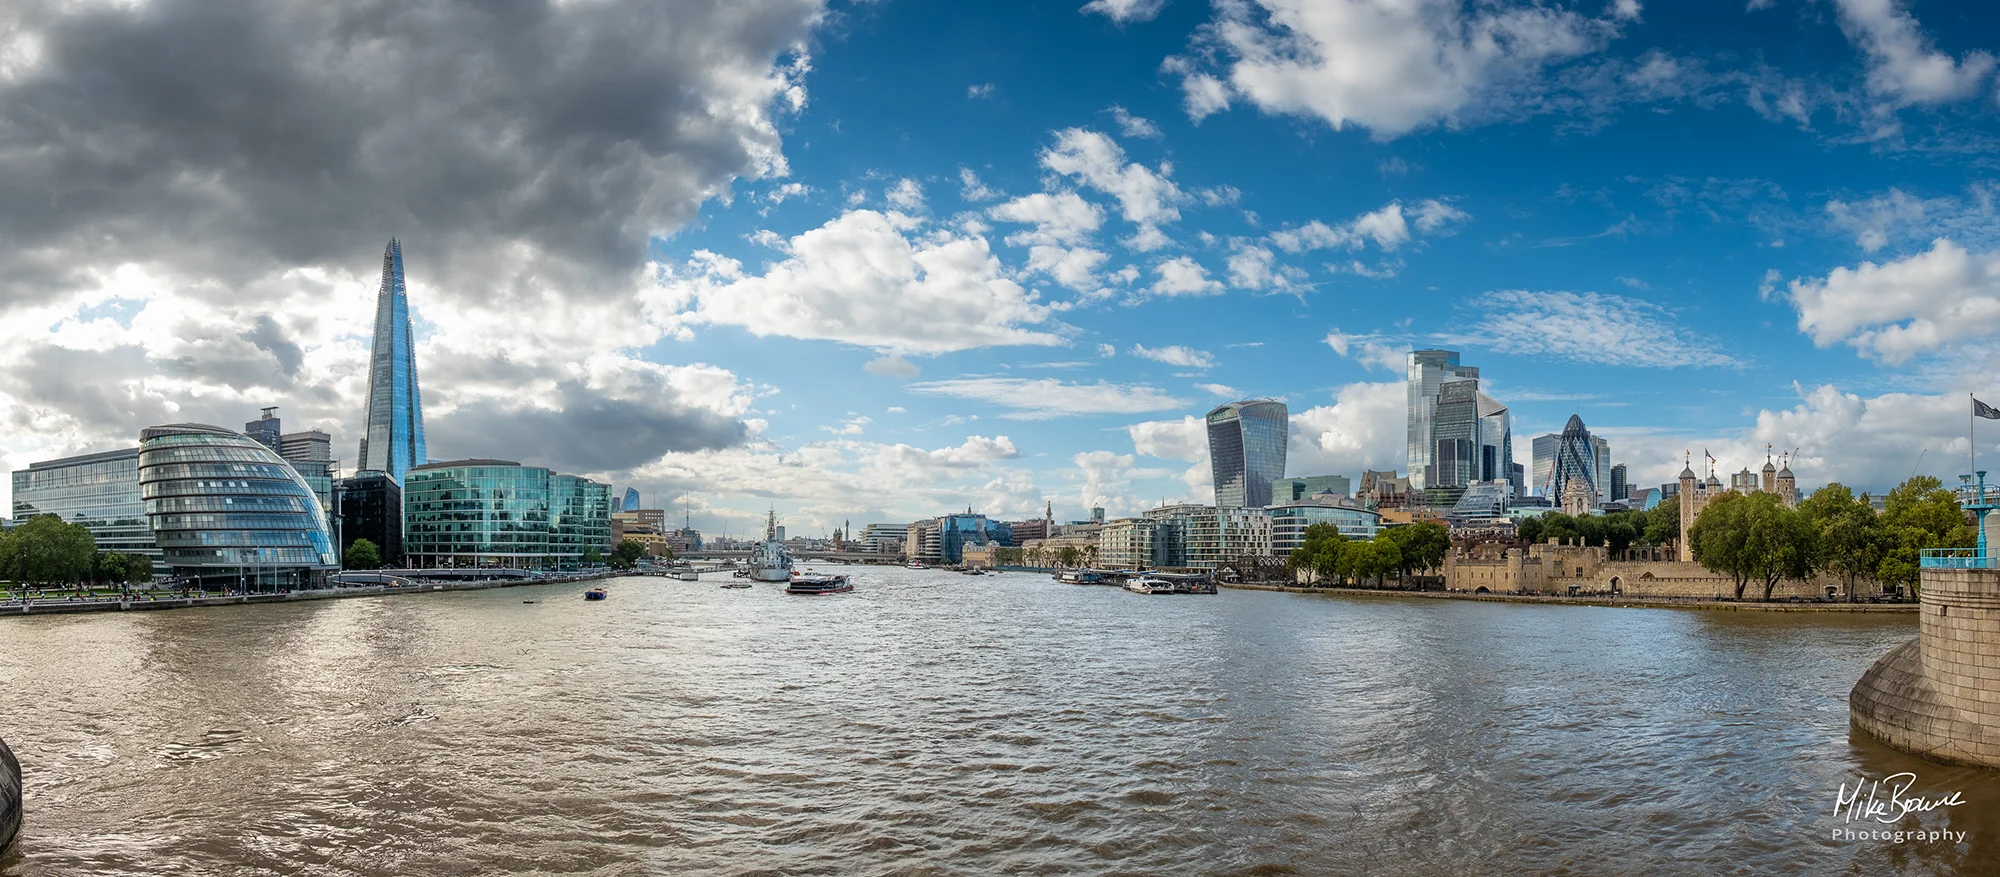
[906, 561, 925, 570]
[748, 509, 794, 583]
[1055, 569, 1102, 585]
[787, 572, 853, 595]
[584, 588, 608, 601]
[1125, 577, 1174, 595]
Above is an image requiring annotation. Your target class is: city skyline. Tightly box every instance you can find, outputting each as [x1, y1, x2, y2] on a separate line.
[2, 1, 1999, 537]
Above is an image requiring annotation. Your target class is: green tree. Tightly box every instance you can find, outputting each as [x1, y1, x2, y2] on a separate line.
[1691, 491, 1820, 600]
[582, 547, 606, 568]
[94, 551, 130, 584]
[1540, 513, 1580, 546]
[344, 538, 383, 570]
[1689, 492, 1755, 600]
[1516, 516, 1545, 545]
[1875, 476, 1976, 592]
[1056, 545, 1082, 568]
[1346, 539, 1402, 588]
[1381, 522, 1448, 580]
[124, 553, 153, 584]
[1602, 517, 1639, 553]
[1641, 501, 1680, 547]
[609, 540, 648, 570]
[0, 515, 97, 586]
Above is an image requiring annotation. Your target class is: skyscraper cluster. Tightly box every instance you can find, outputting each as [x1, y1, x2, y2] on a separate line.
[1405, 350, 1517, 500]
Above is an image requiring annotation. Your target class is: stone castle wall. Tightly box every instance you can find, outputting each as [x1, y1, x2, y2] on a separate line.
[1445, 543, 1859, 600]
[1852, 567, 2000, 767]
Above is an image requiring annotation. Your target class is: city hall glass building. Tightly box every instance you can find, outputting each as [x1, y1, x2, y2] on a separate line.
[137, 424, 338, 588]
[403, 460, 611, 569]
[10, 447, 159, 561]
[1207, 400, 1289, 509]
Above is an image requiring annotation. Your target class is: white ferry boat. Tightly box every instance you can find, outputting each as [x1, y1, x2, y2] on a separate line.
[1125, 577, 1175, 595]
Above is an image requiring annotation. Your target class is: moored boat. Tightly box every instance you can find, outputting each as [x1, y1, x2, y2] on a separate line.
[749, 510, 794, 583]
[1125, 577, 1174, 595]
[906, 561, 925, 570]
[787, 572, 853, 595]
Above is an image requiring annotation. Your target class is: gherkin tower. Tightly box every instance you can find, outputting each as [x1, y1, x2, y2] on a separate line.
[358, 239, 427, 482]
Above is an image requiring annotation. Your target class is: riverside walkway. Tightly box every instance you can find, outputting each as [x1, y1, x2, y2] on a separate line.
[0, 569, 643, 617]
[1223, 582, 1919, 613]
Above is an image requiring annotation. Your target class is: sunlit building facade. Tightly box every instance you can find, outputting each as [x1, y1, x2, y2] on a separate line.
[1407, 350, 1480, 491]
[1207, 400, 1289, 509]
[10, 447, 159, 561]
[137, 424, 338, 588]
[1267, 503, 1382, 557]
[402, 460, 612, 570]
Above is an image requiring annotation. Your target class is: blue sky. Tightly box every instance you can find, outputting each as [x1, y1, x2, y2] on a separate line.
[2, 0, 1999, 536]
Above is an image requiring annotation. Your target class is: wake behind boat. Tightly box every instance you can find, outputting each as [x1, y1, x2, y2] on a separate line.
[787, 571, 853, 595]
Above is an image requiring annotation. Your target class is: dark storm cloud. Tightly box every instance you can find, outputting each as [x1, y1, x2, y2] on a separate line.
[426, 380, 747, 474]
[0, 0, 824, 311]
[240, 315, 305, 378]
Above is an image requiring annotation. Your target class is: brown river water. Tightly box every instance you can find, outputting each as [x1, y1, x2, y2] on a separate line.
[1, 568, 1997, 876]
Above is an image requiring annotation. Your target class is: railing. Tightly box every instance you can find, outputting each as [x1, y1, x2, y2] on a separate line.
[1920, 549, 1997, 569]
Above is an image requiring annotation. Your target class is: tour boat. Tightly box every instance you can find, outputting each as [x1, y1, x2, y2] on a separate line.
[584, 588, 608, 601]
[786, 572, 853, 595]
[720, 581, 752, 590]
[906, 561, 925, 570]
[1125, 577, 1173, 595]
[1056, 569, 1102, 585]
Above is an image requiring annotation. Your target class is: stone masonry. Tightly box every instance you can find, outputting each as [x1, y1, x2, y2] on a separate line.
[1851, 567, 2000, 767]
[1, 735, 18, 855]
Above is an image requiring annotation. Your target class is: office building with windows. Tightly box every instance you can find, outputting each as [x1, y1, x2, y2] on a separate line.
[1268, 502, 1381, 557]
[1271, 475, 1352, 502]
[1610, 463, 1629, 502]
[10, 447, 159, 561]
[357, 238, 428, 483]
[1406, 350, 1480, 491]
[137, 423, 338, 588]
[1095, 517, 1162, 569]
[337, 471, 403, 565]
[1535, 415, 1602, 507]
[401, 460, 611, 569]
[1207, 400, 1289, 509]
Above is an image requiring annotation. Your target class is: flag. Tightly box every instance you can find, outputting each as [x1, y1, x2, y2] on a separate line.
[1704, 449, 1716, 462]
[1977, 397, 2000, 420]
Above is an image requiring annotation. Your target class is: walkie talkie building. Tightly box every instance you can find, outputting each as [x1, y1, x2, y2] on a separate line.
[1207, 399, 1289, 509]
[358, 238, 428, 483]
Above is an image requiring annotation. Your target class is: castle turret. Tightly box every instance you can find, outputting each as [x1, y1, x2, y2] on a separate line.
[1775, 455, 1797, 507]
[1761, 451, 1777, 494]
[1678, 456, 1698, 562]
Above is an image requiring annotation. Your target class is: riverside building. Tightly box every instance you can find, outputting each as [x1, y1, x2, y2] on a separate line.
[137, 423, 338, 589]
[401, 460, 611, 570]
[1268, 501, 1382, 557]
[336, 471, 403, 564]
[9, 447, 160, 562]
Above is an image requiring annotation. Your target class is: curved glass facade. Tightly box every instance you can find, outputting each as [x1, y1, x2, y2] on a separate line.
[404, 461, 611, 570]
[138, 424, 338, 588]
[1207, 400, 1289, 509]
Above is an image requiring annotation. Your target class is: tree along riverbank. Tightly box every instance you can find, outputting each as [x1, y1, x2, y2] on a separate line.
[1222, 582, 1919, 612]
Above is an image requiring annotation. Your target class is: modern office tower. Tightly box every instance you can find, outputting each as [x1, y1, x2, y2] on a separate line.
[1427, 379, 1480, 490]
[1532, 434, 1559, 497]
[1510, 462, 1526, 499]
[1406, 350, 1479, 490]
[280, 428, 337, 511]
[1090, 507, 1106, 524]
[401, 459, 611, 569]
[1267, 502, 1381, 557]
[1207, 399, 1289, 508]
[245, 408, 283, 454]
[358, 238, 428, 483]
[1542, 415, 1599, 506]
[1611, 464, 1629, 502]
[1477, 393, 1513, 486]
[336, 471, 403, 564]
[1591, 435, 1611, 502]
[1271, 475, 1353, 503]
[10, 448, 159, 561]
[925, 513, 1012, 564]
[137, 424, 338, 589]
[620, 487, 641, 512]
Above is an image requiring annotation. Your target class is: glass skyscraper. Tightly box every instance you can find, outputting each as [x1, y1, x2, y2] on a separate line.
[1428, 379, 1481, 489]
[1207, 400, 1289, 509]
[10, 448, 159, 561]
[358, 238, 427, 483]
[1406, 350, 1480, 490]
[402, 460, 612, 570]
[1542, 415, 1599, 504]
[620, 487, 641, 512]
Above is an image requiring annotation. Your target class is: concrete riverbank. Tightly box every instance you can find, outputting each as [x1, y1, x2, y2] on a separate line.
[0, 570, 633, 617]
[1, 735, 19, 856]
[1224, 582, 1919, 613]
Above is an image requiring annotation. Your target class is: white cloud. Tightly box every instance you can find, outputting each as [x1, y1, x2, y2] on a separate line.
[1147, 256, 1224, 296]
[1270, 199, 1468, 253]
[766, 182, 811, 204]
[959, 167, 1003, 202]
[886, 178, 926, 211]
[1196, 382, 1239, 396]
[1040, 128, 1186, 227]
[1180, 71, 1232, 121]
[1081, 0, 1167, 23]
[1024, 246, 1111, 292]
[908, 377, 1187, 419]
[1824, 185, 1998, 254]
[1323, 331, 1409, 372]
[1110, 105, 1164, 139]
[1612, 0, 1642, 21]
[660, 209, 1065, 356]
[1130, 344, 1216, 369]
[1194, 0, 1621, 137]
[1097, 343, 1118, 358]
[1288, 381, 1408, 477]
[864, 355, 921, 377]
[1437, 290, 1742, 368]
[1783, 238, 2000, 364]
[1832, 0, 1996, 107]
[988, 192, 1105, 246]
[968, 82, 996, 98]
[1227, 245, 1279, 289]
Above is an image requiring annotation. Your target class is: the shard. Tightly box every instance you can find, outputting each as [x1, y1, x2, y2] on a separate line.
[358, 239, 427, 482]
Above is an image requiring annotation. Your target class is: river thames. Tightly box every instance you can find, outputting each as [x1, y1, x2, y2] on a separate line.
[1, 568, 1996, 876]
